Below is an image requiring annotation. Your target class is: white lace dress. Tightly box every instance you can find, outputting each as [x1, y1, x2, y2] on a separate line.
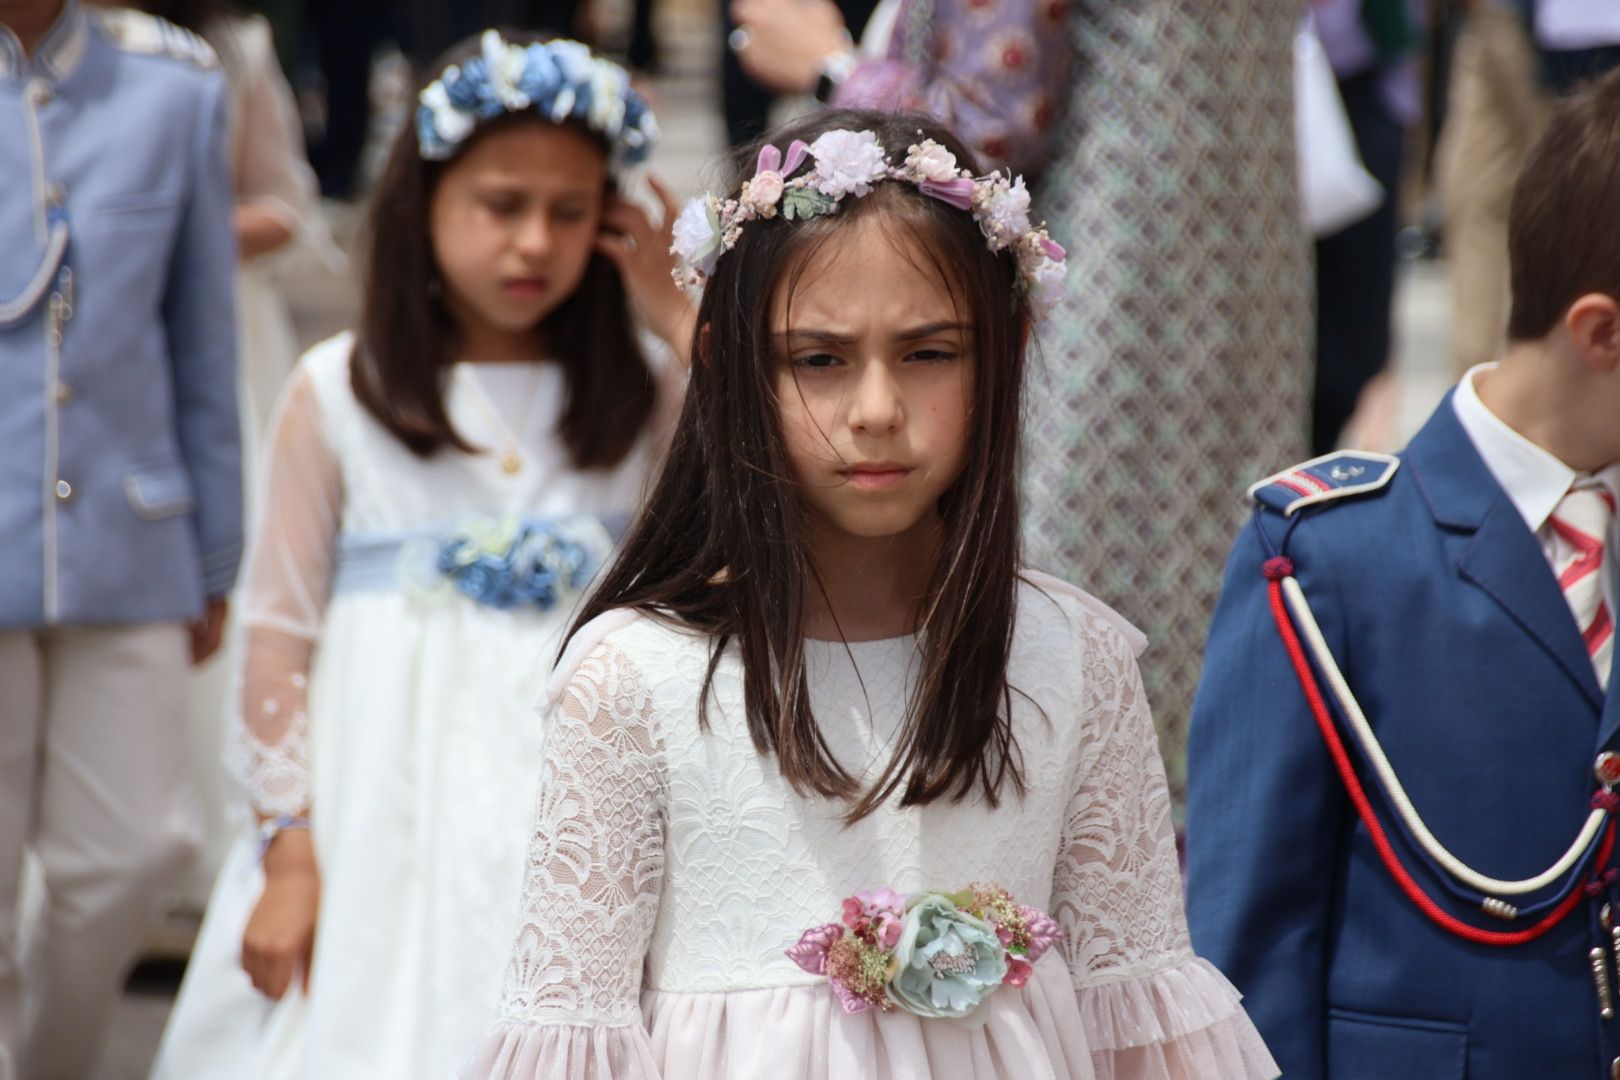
[463, 576, 1279, 1080]
[153, 333, 674, 1080]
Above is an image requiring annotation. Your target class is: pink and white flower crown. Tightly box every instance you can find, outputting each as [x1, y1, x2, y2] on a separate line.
[670, 129, 1068, 318]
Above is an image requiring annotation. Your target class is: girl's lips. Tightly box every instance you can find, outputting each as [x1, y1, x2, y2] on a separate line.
[501, 278, 548, 297]
[843, 466, 913, 491]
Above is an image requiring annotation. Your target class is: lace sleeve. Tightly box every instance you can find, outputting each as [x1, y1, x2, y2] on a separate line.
[1054, 618, 1278, 1080]
[226, 368, 343, 818]
[463, 640, 668, 1080]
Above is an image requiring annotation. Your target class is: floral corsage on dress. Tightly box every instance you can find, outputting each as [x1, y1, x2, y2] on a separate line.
[398, 515, 614, 613]
[787, 884, 1062, 1020]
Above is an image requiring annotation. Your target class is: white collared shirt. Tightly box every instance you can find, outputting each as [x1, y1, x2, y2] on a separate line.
[1453, 364, 1620, 612]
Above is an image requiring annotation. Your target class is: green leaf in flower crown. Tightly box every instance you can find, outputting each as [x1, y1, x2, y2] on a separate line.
[782, 186, 838, 221]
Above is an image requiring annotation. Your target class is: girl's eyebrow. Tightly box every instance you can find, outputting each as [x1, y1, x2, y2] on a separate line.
[895, 321, 969, 341]
[777, 322, 968, 346]
[472, 178, 597, 199]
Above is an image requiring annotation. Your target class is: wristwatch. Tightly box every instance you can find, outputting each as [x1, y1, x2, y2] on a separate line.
[815, 46, 859, 103]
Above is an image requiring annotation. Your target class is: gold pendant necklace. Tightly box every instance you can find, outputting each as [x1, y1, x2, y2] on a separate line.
[462, 363, 544, 476]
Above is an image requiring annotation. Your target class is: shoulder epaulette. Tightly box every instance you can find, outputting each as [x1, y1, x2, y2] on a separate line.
[94, 9, 218, 69]
[1247, 450, 1400, 517]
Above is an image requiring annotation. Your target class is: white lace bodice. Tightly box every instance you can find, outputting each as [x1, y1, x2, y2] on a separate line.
[500, 574, 1190, 1019]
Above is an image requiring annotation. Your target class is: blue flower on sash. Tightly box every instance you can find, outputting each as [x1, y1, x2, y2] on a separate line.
[434, 516, 609, 612]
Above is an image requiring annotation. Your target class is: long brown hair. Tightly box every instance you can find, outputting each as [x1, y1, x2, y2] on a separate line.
[351, 33, 657, 469]
[568, 109, 1032, 822]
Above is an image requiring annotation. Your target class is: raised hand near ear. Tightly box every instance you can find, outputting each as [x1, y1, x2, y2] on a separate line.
[596, 173, 697, 366]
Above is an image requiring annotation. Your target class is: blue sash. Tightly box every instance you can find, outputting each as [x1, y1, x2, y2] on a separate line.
[331, 512, 629, 611]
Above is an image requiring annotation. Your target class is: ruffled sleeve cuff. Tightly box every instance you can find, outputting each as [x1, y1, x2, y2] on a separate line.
[1075, 956, 1280, 1080]
[461, 1021, 662, 1080]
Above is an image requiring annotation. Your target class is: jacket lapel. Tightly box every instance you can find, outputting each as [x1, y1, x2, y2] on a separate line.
[1408, 396, 1604, 712]
[1599, 642, 1620, 750]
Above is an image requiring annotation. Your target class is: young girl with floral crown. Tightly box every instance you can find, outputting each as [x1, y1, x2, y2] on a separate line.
[152, 31, 691, 1080]
[463, 108, 1276, 1080]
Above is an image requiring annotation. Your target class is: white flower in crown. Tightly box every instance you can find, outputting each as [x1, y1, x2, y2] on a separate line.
[809, 130, 890, 198]
[978, 176, 1032, 252]
[420, 80, 476, 148]
[1029, 255, 1067, 316]
[672, 196, 725, 280]
[549, 39, 596, 88]
[904, 140, 960, 183]
[587, 61, 629, 137]
[540, 39, 593, 120]
[482, 31, 530, 108]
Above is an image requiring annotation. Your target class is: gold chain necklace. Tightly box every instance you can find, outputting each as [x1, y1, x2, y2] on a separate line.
[460, 363, 545, 475]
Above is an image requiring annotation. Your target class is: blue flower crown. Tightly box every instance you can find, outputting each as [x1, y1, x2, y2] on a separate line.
[416, 31, 657, 167]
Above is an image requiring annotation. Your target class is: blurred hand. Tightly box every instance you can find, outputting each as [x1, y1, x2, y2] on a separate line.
[234, 204, 295, 261]
[596, 174, 697, 365]
[729, 0, 850, 95]
[190, 597, 228, 665]
[242, 828, 319, 1000]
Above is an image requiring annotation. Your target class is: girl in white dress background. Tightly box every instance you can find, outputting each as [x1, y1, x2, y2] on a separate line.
[130, 0, 356, 907]
[466, 108, 1277, 1079]
[154, 31, 691, 1080]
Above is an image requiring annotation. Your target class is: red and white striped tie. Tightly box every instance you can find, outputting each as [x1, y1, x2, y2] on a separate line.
[1549, 479, 1616, 689]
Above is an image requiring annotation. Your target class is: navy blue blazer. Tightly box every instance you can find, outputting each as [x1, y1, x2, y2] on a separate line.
[1186, 395, 1620, 1079]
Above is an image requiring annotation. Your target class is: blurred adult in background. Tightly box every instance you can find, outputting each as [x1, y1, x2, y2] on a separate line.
[134, 0, 347, 911]
[137, 0, 330, 438]
[1435, 0, 1546, 377]
[1434, 0, 1618, 380]
[720, 0, 877, 146]
[1311, 0, 1424, 455]
[730, 0, 1310, 802]
[304, 0, 388, 198]
[1536, 0, 1620, 93]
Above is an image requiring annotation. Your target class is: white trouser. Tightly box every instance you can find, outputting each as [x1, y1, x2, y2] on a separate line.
[0, 623, 196, 1080]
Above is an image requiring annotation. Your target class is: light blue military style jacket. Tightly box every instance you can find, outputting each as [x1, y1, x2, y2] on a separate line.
[0, 1, 242, 628]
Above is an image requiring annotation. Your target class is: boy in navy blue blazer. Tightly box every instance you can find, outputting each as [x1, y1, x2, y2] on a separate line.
[1187, 68, 1620, 1080]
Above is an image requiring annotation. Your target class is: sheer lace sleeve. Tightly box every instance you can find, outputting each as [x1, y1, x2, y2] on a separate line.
[1054, 617, 1278, 1080]
[226, 368, 343, 818]
[463, 640, 668, 1080]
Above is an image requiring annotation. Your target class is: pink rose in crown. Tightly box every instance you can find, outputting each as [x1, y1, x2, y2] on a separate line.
[740, 171, 785, 215]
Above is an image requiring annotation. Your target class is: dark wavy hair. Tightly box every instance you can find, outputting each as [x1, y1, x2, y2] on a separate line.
[351, 32, 656, 469]
[566, 108, 1034, 822]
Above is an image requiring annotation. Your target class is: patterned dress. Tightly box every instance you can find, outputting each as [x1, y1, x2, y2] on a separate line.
[838, 1, 1311, 800]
